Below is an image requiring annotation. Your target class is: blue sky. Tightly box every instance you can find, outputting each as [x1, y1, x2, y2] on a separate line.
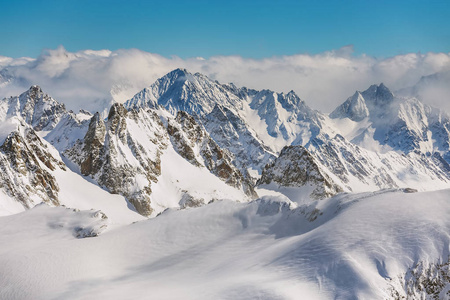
[1, 0, 449, 58]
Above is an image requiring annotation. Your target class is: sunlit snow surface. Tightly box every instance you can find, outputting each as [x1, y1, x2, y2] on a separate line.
[1, 189, 449, 300]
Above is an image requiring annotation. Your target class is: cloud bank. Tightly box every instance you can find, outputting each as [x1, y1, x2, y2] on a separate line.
[1, 45, 449, 114]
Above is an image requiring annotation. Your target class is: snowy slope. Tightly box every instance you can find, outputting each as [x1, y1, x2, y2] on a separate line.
[0, 190, 448, 300]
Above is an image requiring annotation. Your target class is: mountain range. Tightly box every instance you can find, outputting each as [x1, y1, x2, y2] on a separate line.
[0, 69, 449, 299]
[2, 68, 450, 213]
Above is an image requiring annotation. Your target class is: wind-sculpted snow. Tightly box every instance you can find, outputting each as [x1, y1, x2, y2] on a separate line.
[0, 190, 449, 299]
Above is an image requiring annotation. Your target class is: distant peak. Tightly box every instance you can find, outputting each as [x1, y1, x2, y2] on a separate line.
[360, 83, 394, 106]
[286, 90, 297, 96]
[375, 83, 394, 101]
[377, 82, 392, 93]
[107, 103, 128, 120]
[20, 85, 45, 101]
[28, 85, 43, 94]
[169, 68, 191, 76]
[350, 91, 363, 100]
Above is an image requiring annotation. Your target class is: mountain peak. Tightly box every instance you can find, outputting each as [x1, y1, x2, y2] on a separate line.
[164, 68, 193, 82]
[330, 91, 369, 121]
[170, 67, 190, 76]
[5, 85, 67, 131]
[29, 85, 43, 93]
[361, 83, 394, 106]
[22, 85, 44, 100]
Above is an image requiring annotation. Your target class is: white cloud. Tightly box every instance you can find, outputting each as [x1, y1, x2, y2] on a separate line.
[1, 46, 449, 114]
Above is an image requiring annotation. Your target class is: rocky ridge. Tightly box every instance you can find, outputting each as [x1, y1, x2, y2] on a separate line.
[167, 110, 257, 198]
[65, 104, 168, 216]
[258, 145, 343, 200]
[0, 127, 66, 208]
[65, 103, 257, 216]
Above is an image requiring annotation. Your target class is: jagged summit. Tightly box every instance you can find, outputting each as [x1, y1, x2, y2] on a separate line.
[123, 69, 333, 173]
[330, 83, 395, 121]
[125, 68, 242, 116]
[330, 91, 369, 121]
[0, 85, 66, 131]
[361, 82, 395, 109]
[27, 85, 43, 95]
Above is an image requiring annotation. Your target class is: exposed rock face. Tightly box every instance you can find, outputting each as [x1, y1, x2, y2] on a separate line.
[168, 111, 258, 198]
[387, 258, 450, 300]
[66, 104, 167, 216]
[0, 128, 65, 208]
[1, 75, 450, 222]
[258, 145, 343, 200]
[79, 112, 106, 175]
[307, 134, 398, 190]
[258, 131, 450, 199]
[73, 209, 109, 238]
[179, 192, 205, 209]
[66, 102, 260, 216]
[201, 104, 276, 177]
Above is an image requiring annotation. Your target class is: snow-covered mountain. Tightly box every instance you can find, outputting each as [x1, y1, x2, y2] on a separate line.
[123, 69, 450, 201]
[330, 83, 450, 158]
[0, 69, 449, 299]
[125, 68, 336, 176]
[2, 70, 450, 213]
[65, 103, 256, 216]
[0, 84, 258, 217]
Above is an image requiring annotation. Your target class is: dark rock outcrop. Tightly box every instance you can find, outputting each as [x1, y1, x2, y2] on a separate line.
[0, 129, 65, 208]
[258, 145, 343, 200]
